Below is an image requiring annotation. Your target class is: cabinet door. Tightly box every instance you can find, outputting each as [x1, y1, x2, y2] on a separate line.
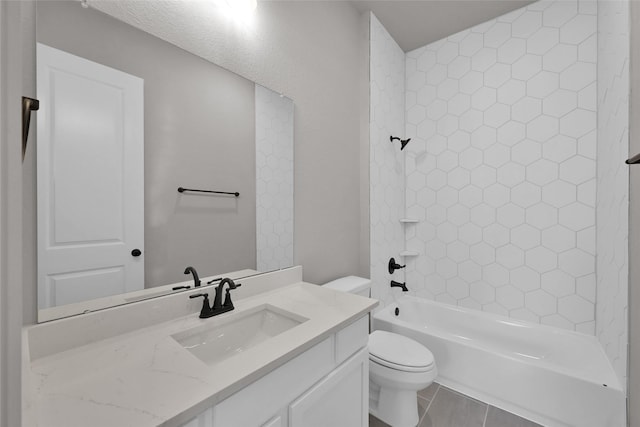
[289, 349, 368, 427]
[213, 337, 334, 427]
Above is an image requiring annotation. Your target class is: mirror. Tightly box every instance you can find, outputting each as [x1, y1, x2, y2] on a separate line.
[35, 1, 294, 322]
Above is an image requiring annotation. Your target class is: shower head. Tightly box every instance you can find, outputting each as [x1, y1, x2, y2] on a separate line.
[390, 135, 411, 151]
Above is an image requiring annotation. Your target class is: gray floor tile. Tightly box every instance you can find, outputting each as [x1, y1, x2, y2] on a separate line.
[369, 397, 429, 427]
[419, 387, 487, 427]
[484, 406, 542, 427]
[437, 385, 486, 406]
[418, 382, 439, 401]
[418, 396, 430, 421]
[369, 414, 391, 427]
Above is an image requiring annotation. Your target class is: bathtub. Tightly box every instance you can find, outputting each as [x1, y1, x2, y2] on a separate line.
[373, 296, 625, 427]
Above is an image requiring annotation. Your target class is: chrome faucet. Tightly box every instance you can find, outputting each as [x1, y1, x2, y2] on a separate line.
[189, 277, 242, 319]
[184, 266, 201, 287]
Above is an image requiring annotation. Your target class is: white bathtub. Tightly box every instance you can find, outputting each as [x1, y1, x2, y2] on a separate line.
[373, 296, 625, 427]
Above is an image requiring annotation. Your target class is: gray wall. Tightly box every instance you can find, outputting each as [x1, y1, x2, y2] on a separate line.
[2, 1, 34, 424]
[25, 2, 261, 320]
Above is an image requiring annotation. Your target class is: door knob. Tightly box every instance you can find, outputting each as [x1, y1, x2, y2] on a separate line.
[131, 249, 142, 257]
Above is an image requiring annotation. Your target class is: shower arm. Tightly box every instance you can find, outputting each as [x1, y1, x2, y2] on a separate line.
[390, 135, 411, 151]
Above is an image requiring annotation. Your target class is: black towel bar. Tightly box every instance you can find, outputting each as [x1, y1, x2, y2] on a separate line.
[177, 187, 239, 197]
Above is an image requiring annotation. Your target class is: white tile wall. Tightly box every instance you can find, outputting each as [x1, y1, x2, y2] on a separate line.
[255, 84, 294, 272]
[370, 14, 407, 306]
[404, 0, 598, 331]
[596, 0, 629, 391]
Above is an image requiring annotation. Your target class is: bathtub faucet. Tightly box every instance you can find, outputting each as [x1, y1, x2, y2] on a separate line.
[388, 257, 406, 274]
[390, 280, 408, 292]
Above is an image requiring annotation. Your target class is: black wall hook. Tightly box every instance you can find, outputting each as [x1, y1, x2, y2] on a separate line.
[390, 135, 411, 151]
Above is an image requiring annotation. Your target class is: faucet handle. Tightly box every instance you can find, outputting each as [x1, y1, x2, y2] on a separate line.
[223, 289, 234, 308]
[189, 293, 213, 318]
[223, 278, 242, 289]
[388, 257, 406, 274]
[222, 283, 241, 308]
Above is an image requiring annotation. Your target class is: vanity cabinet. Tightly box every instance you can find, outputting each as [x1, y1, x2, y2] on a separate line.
[289, 349, 368, 427]
[181, 316, 369, 427]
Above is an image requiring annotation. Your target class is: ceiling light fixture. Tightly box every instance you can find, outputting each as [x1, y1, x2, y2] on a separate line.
[217, 0, 257, 25]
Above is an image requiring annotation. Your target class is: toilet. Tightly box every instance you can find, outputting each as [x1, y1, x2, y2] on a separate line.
[323, 276, 437, 427]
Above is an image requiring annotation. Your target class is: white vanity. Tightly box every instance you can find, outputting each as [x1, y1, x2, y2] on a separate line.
[22, 267, 377, 427]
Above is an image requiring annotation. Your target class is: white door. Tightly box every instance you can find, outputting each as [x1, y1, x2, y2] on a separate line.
[37, 43, 144, 309]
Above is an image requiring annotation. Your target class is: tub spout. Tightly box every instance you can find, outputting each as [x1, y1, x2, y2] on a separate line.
[390, 280, 408, 292]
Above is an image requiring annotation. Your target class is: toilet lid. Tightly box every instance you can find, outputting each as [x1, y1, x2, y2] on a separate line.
[368, 330, 435, 372]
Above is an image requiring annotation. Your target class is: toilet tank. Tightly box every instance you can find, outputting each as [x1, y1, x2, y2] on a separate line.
[323, 276, 371, 297]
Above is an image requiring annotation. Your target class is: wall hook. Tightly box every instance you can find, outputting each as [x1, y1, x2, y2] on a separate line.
[22, 97, 40, 162]
[626, 153, 640, 164]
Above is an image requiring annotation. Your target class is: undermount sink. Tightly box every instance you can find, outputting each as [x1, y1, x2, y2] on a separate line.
[172, 304, 308, 366]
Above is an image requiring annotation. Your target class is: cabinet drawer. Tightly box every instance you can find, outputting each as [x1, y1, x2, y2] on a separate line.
[335, 316, 368, 364]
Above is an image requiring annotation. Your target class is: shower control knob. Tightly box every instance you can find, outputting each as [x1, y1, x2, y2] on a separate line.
[388, 257, 406, 274]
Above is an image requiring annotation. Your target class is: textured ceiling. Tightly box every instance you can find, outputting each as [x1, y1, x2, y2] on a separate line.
[350, 0, 536, 52]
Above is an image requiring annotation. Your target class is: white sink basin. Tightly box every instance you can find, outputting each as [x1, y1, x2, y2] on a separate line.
[172, 304, 308, 366]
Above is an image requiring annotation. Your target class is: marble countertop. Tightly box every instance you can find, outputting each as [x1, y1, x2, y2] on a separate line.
[23, 281, 377, 427]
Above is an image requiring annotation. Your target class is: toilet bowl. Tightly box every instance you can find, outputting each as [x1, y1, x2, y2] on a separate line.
[323, 276, 438, 427]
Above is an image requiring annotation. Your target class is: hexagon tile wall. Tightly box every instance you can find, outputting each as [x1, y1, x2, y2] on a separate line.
[256, 84, 294, 272]
[403, 0, 599, 333]
[596, 0, 629, 392]
[370, 14, 407, 307]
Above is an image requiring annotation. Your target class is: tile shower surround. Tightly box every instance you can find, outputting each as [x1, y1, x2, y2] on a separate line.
[256, 85, 294, 272]
[596, 0, 629, 391]
[369, 0, 628, 389]
[403, 0, 598, 333]
[370, 13, 407, 307]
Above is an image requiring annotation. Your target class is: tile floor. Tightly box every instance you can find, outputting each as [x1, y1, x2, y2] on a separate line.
[369, 383, 542, 427]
